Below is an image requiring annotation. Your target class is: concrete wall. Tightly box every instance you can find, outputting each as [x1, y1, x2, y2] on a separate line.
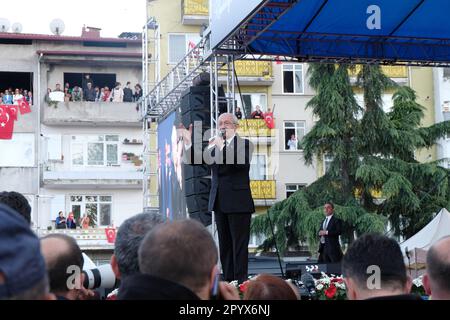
[42, 101, 141, 126]
[0, 167, 38, 194]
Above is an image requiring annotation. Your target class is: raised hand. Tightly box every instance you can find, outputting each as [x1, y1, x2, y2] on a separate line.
[177, 124, 193, 146]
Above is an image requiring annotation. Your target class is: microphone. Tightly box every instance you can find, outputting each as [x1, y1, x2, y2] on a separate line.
[405, 246, 410, 260]
[300, 273, 317, 299]
[219, 129, 226, 139]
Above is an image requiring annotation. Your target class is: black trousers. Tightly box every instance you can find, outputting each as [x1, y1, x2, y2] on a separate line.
[214, 212, 251, 283]
[318, 243, 342, 263]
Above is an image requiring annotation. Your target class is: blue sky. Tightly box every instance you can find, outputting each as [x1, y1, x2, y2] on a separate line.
[0, 0, 146, 37]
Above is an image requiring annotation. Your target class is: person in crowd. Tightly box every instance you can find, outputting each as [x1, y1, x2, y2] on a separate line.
[64, 88, 72, 102]
[287, 134, 298, 150]
[235, 107, 243, 120]
[0, 191, 31, 225]
[27, 91, 33, 105]
[423, 236, 450, 300]
[110, 82, 124, 102]
[179, 113, 255, 283]
[64, 83, 71, 94]
[66, 212, 77, 229]
[0, 204, 55, 300]
[243, 274, 299, 300]
[44, 88, 52, 104]
[23, 90, 28, 101]
[250, 105, 264, 119]
[82, 74, 93, 92]
[119, 219, 240, 300]
[84, 82, 96, 102]
[80, 214, 90, 229]
[40, 234, 91, 300]
[13, 88, 24, 105]
[72, 86, 83, 102]
[2, 90, 13, 104]
[318, 202, 343, 263]
[134, 84, 143, 102]
[54, 84, 63, 92]
[98, 87, 105, 102]
[94, 86, 101, 102]
[55, 211, 66, 229]
[342, 233, 417, 300]
[102, 87, 111, 102]
[107, 212, 163, 299]
[123, 81, 133, 102]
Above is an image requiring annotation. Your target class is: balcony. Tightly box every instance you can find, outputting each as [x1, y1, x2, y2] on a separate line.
[349, 66, 408, 84]
[220, 61, 274, 85]
[237, 119, 275, 144]
[251, 180, 276, 206]
[37, 228, 115, 250]
[42, 102, 141, 127]
[42, 169, 143, 189]
[182, 0, 209, 25]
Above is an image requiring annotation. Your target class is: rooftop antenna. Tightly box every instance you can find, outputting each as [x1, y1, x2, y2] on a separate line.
[11, 22, 23, 33]
[50, 19, 65, 35]
[0, 18, 11, 33]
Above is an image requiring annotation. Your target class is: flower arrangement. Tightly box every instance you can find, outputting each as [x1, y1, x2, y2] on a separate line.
[314, 272, 347, 300]
[229, 279, 252, 299]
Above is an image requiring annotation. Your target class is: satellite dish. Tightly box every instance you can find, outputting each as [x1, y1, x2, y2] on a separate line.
[50, 19, 65, 35]
[11, 22, 23, 33]
[0, 18, 10, 33]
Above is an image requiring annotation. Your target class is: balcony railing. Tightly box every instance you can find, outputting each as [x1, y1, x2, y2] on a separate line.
[237, 119, 274, 137]
[42, 101, 141, 126]
[220, 61, 273, 78]
[182, 0, 209, 25]
[349, 66, 408, 78]
[251, 180, 276, 199]
[38, 228, 115, 250]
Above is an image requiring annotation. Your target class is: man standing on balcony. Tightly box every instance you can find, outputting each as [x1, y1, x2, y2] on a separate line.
[178, 113, 255, 283]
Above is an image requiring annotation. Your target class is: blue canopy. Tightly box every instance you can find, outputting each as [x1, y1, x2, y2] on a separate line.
[215, 0, 450, 66]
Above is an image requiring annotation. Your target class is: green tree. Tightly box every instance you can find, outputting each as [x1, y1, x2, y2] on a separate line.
[252, 64, 450, 255]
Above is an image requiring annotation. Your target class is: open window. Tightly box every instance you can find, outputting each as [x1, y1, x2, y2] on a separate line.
[0, 72, 33, 103]
[63, 73, 117, 90]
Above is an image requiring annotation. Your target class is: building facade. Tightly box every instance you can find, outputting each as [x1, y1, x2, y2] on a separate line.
[0, 28, 143, 252]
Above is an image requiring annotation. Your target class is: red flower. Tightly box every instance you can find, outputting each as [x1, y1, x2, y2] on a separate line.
[239, 280, 250, 293]
[325, 284, 337, 299]
[331, 278, 344, 284]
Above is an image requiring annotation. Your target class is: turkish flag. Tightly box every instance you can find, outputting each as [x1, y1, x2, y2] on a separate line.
[0, 105, 15, 140]
[7, 105, 18, 121]
[105, 228, 116, 244]
[18, 98, 31, 115]
[264, 112, 275, 129]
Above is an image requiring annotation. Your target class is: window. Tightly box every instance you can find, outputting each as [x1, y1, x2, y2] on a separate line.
[70, 195, 112, 227]
[71, 135, 119, 167]
[237, 93, 267, 119]
[250, 154, 267, 180]
[0, 133, 35, 167]
[284, 121, 306, 151]
[286, 184, 305, 198]
[324, 154, 334, 173]
[168, 33, 201, 64]
[282, 64, 304, 94]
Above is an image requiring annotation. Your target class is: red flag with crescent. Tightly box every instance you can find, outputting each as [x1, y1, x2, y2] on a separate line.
[18, 98, 31, 115]
[6, 105, 18, 121]
[0, 105, 15, 140]
[105, 228, 116, 244]
[264, 112, 275, 129]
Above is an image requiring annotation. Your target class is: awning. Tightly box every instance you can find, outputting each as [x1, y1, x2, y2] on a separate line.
[213, 0, 450, 66]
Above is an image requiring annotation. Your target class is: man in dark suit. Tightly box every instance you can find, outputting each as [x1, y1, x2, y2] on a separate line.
[179, 113, 254, 283]
[318, 202, 343, 263]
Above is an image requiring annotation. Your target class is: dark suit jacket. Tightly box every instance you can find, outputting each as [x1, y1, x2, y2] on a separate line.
[185, 135, 255, 214]
[319, 215, 343, 261]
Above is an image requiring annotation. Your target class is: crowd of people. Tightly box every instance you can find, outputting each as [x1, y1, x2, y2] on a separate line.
[55, 211, 91, 229]
[0, 190, 449, 301]
[45, 75, 143, 103]
[1, 88, 33, 105]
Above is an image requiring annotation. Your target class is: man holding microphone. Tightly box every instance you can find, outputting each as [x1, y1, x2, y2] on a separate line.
[178, 113, 254, 283]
